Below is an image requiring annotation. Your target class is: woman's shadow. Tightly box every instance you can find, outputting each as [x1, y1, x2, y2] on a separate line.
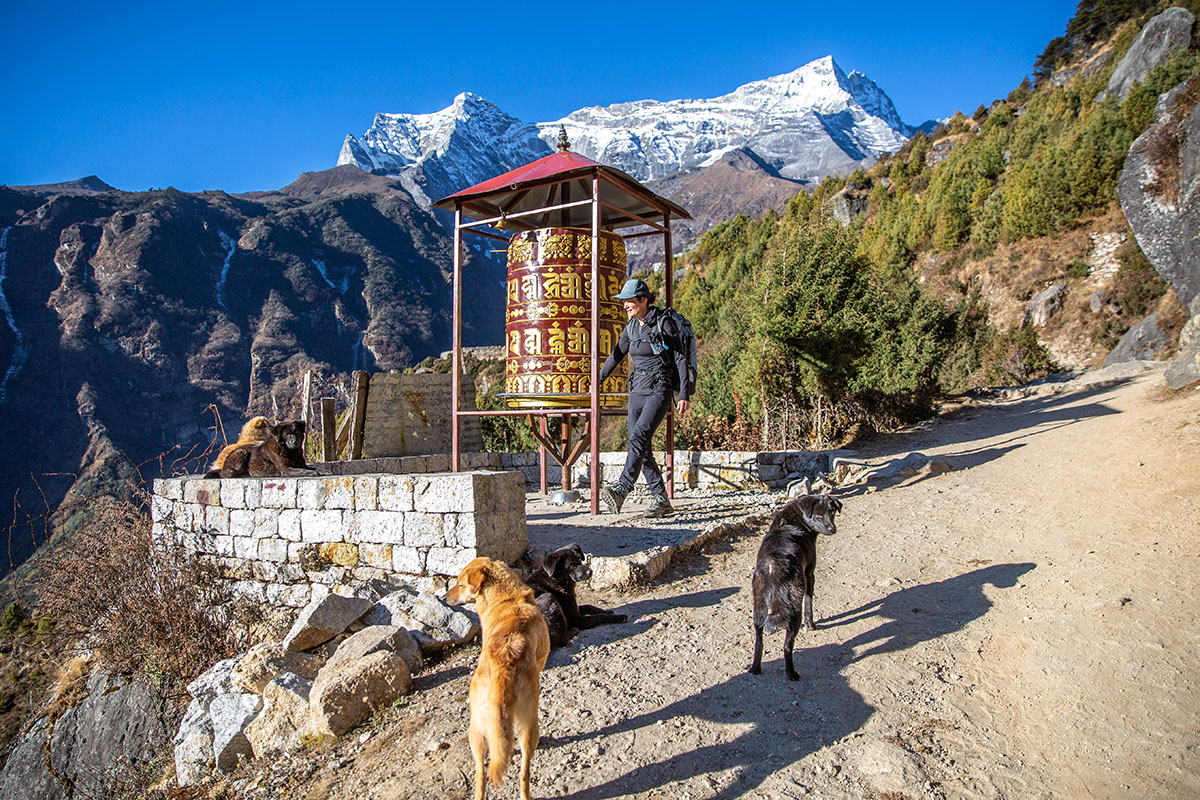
[547, 562, 1036, 800]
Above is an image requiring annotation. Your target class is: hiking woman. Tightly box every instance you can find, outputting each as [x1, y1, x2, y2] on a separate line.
[597, 278, 690, 517]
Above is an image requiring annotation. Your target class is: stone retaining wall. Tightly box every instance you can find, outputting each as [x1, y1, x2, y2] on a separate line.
[151, 470, 527, 606]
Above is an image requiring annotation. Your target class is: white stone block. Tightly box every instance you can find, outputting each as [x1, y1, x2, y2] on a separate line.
[404, 513, 444, 548]
[354, 511, 404, 545]
[359, 543, 393, 570]
[284, 585, 311, 607]
[278, 509, 302, 542]
[322, 477, 355, 510]
[426, 547, 474, 577]
[300, 510, 344, 543]
[154, 478, 184, 501]
[392, 546, 425, 574]
[214, 536, 236, 558]
[231, 581, 267, 603]
[220, 481, 246, 509]
[151, 495, 172, 523]
[354, 477, 378, 510]
[254, 508, 279, 538]
[258, 538, 289, 563]
[234, 537, 259, 560]
[243, 480, 263, 508]
[253, 561, 280, 582]
[261, 479, 296, 508]
[205, 506, 231, 537]
[297, 479, 328, 510]
[412, 473, 477, 514]
[277, 563, 306, 583]
[377, 476, 414, 512]
[445, 513, 477, 548]
[229, 509, 255, 539]
[309, 584, 331, 605]
[184, 479, 221, 505]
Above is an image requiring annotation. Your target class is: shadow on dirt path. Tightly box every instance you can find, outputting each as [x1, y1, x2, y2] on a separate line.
[545, 563, 1036, 800]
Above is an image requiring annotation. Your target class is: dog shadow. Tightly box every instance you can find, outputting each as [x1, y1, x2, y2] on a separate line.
[547, 563, 1034, 800]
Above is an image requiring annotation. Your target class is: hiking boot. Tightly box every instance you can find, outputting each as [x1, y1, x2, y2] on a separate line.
[600, 484, 628, 514]
[644, 493, 673, 518]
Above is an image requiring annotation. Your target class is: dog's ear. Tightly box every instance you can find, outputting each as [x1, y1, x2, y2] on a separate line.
[464, 562, 488, 594]
[542, 548, 567, 577]
[568, 543, 585, 562]
[829, 496, 843, 514]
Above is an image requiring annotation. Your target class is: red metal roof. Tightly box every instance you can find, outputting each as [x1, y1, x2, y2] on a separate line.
[433, 150, 690, 230]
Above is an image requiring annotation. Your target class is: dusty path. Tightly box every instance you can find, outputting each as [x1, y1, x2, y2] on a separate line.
[254, 366, 1199, 800]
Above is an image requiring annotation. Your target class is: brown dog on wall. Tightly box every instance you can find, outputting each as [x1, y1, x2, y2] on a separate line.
[446, 558, 550, 800]
[209, 416, 272, 473]
[205, 420, 313, 478]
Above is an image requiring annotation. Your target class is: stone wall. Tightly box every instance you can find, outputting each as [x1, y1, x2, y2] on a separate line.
[362, 372, 482, 458]
[151, 470, 527, 605]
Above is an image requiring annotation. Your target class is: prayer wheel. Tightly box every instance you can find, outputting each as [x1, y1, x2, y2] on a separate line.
[504, 228, 628, 408]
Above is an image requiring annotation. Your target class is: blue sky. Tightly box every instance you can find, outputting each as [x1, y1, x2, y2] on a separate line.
[2, 0, 1079, 193]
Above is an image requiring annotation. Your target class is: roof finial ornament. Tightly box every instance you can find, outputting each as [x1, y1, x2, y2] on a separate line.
[557, 125, 571, 152]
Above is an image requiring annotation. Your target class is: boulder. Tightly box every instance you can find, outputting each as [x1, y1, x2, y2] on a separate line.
[283, 593, 374, 652]
[1103, 313, 1170, 366]
[173, 698, 214, 787]
[1024, 283, 1069, 326]
[246, 673, 314, 757]
[0, 669, 174, 800]
[210, 692, 263, 773]
[1165, 342, 1200, 388]
[231, 642, 325, 693]
[409, 592, 479, 642]
[309, 651, 411, 736]
[326, 625, 422, 675]
[1099, 7, 1194, 102]
[1119, 80, 1200, 311]
[360, 587, 420, 627]
[186, 656, 242, 699]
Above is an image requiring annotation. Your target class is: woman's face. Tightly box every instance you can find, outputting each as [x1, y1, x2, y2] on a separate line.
[623, 296, 649, 318]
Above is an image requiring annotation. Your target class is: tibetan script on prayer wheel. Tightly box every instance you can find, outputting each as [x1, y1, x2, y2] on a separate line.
[504, 228, 628, 408]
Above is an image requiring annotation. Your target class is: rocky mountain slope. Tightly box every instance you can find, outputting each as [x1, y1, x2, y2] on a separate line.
[0, 170, 503, 572]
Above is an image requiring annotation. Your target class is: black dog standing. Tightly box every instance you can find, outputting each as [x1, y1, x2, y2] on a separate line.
[526, 544, 627, 648]
[750, 494, 843, 681]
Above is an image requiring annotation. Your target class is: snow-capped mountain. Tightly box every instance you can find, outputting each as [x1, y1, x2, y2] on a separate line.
[337, 56, 914, 201]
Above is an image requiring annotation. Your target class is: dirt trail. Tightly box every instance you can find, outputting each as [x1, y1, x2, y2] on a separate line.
[256, 366, 1199, 800]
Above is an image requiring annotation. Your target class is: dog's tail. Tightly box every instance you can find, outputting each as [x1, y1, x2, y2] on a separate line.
[758, 582, 792, 635]
[486, 633, 529, 787]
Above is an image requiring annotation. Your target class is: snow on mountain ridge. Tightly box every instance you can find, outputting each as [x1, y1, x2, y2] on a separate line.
[337, 56, 913, 198]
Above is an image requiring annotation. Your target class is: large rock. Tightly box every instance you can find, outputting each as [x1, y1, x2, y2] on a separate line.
[210, 692, 263, 773]
[1118, 76, 1200, 311]
[327, 625, 422, 675]
[283, 593, 374, 652]
[231, 642, 325, 693]
[1165, 341, 1200, 387]
[186, 656, 242, 699]
[0, 670, 173, 800]
[1099, 7, 1194, 102]
[309, 651, 412, 736]
[173, 698, 214, 787]
[1024, 283, 1069, 326]
[246, 673, 314, 757]
[367, 589, 479, 653]
[1103, 313, 1171, 365]
[360, 587, 421, 627]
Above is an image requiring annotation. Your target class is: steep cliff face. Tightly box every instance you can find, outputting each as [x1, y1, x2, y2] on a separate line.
[0, 171, 504, 572]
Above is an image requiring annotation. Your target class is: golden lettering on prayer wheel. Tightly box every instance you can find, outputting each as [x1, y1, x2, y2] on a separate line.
[504, 228, 628, 408]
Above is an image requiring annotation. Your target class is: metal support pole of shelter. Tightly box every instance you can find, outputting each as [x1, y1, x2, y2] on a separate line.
[451, 207, 463, 471]
[588, 171, 602, 514]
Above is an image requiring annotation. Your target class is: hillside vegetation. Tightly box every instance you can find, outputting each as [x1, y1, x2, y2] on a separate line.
[666, 0, 1199, 450]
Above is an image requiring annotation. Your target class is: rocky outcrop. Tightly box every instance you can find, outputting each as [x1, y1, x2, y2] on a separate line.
[1103, 313, 1172, 365]
[1099, 7, 1195, 102]
[0, 670, 173, 800]
[1025, 283, 1069, 326]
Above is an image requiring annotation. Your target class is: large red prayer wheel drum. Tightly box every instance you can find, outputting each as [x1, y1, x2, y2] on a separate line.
[504, 228, 628, 408]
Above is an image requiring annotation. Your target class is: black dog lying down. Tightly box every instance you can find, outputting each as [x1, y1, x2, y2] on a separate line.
[526, 544, 627, 648]
[750, 493, 843, 681]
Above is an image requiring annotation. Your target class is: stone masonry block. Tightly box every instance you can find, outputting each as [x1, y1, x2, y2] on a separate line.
[277, 563, 306, 583]
[278, 510, 302, 542]
[354, 511, 404, 545]
[261, 479, 297, 508]
[297, 480, 328, 510]
[214, 536, 236, 558]
[153, 478, 183, 501]
[151, 495, 171, 524]
[244, 480, 262, 508]
[300, 510, 344, 543]
[234, 537, 258, 560]
[445, 513, 476, 548]
[412, 472, 477, 514]
[377, 476, 414, 512]
[205, 506, 231, 537]
[229, 509, 254, 539]
[353, 477, 378, 511]
[392, 546, 426, 574]
[184, 479, 221, 506]
[253, 561, 280, 582]
[404, 513, 445, 548]
[425, 455, 450, 472]
[219, 481, 246, 509]
[322, 477, 355, 509]
[254, 508, 279, 539]
[185, 504, 207, 532]
[426, 547, 474, 577]
[258, 538, 289, 563]
[359, 544, 393, 570]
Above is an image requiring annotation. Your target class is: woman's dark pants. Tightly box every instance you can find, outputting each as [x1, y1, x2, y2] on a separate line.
[618, 391, 671, 496]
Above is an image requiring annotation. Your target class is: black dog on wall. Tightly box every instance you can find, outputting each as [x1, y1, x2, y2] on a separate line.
[750, 493, 843, 681]
[526, 544, 627, 648]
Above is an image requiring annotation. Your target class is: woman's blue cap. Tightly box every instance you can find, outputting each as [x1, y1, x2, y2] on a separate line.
[615, 278, 650, 299]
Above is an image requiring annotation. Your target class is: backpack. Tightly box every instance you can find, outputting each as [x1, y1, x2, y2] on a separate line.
[652, 307, 698, 397]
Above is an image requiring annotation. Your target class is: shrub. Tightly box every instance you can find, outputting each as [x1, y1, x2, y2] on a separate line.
[36, 495, 237, 688]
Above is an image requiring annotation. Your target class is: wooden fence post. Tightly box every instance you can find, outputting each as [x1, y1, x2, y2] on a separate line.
[321, 398, 336, 463]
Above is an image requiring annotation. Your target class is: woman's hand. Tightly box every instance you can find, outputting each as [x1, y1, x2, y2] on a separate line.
[676, 399, 690, 414]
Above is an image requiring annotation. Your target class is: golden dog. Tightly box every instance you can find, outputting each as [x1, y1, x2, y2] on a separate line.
[446, 558, 550, 800]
